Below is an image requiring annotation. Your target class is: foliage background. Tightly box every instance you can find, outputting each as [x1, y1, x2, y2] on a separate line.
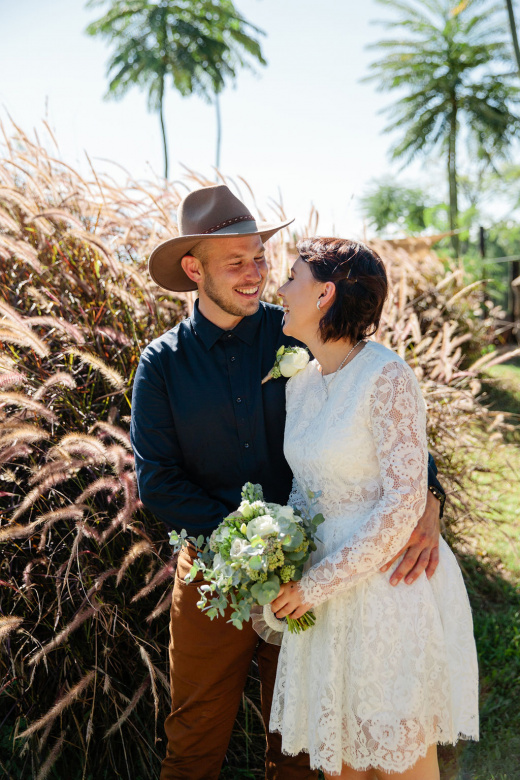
[0, 124, 518, 778]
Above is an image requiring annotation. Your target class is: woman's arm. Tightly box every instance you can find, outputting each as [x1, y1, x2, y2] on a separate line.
[294, 360, 428, 609]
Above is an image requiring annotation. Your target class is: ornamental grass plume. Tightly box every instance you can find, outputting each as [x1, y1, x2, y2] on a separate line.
[0, 121, 515, 778]
[0, 123, 187, 779]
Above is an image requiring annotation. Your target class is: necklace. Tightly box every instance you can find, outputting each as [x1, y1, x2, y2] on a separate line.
[320, 339, 365, 398]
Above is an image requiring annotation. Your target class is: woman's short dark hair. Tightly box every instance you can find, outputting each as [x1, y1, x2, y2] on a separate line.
[297, 237, 388, 343]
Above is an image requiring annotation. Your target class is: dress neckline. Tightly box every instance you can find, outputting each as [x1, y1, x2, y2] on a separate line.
[318, 340, 373, 381]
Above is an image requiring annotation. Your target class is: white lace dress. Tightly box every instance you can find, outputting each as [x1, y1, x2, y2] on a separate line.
[269, 341, 479, 775]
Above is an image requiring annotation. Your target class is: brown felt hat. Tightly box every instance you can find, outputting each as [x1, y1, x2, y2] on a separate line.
[148, 184, 294, 292]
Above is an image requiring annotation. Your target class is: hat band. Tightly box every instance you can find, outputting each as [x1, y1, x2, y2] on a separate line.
[202, 215, 257, 235]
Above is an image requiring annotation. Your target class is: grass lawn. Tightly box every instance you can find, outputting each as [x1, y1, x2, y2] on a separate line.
[444, 364, 520, 780]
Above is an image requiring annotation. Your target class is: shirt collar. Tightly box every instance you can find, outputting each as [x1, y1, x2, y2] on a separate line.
[191, 298, 264, 350]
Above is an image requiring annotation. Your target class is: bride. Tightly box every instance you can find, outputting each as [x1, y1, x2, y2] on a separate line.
[268, 238, 479, 779]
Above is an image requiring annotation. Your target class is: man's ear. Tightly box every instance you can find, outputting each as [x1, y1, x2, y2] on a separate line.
[181, 254, 203, 286]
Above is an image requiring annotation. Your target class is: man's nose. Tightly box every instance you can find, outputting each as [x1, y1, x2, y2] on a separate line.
[244, 259, 264, 282]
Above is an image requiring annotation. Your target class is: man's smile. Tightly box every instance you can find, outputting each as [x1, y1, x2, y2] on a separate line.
[235, 285, 260, 298]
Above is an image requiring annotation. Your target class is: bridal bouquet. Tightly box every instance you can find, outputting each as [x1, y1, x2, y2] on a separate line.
[169, 482, 324, 633]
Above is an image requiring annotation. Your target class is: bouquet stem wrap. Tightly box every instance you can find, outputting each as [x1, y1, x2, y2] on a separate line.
[262, 603, 316, 634]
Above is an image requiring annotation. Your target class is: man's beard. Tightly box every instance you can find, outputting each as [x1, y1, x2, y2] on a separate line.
[202, 274, 262, 317]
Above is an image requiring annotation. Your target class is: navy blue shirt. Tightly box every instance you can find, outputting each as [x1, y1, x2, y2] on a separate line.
[130, 300, 444, 536]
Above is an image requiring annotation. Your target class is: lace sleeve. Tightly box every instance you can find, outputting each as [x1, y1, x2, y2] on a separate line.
[297, 360, 428, 608]
[288, 477, 308, 515]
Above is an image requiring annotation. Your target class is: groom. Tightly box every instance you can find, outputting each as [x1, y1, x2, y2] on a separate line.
[130, 184, 445, 780]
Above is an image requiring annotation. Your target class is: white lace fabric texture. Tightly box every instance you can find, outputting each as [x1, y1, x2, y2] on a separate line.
[269, 341, 479, 775]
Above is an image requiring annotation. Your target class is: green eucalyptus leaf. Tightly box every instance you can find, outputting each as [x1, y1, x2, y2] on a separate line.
[281, 527, 303, 551]
[312, 513, 325, 527]
[248, 554, 264, 571]
[250, 581, 265, 602]
[255, 589, 273, 606]
[285, 548, 308, 562]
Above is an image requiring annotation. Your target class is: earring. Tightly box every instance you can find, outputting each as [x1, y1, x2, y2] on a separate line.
[317, 299, 321, 310]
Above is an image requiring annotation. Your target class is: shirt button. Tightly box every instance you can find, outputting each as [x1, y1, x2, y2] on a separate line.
[226, 333, 233, 339]
[230, 356, 236, 362]
[236, 397, 242, 403]
[244, 442, 250, 448]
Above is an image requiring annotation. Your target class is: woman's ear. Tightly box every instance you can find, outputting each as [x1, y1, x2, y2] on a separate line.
[318, 281, 336, 310]
[181, 254, 203, 286]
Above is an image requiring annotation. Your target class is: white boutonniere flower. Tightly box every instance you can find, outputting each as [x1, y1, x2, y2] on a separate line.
[261, 345, 310, 384]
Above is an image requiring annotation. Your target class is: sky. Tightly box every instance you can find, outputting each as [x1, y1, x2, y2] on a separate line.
[0, 0, 495, 237]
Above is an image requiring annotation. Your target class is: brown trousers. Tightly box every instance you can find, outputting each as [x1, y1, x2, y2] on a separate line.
[160, 546, 318, 780]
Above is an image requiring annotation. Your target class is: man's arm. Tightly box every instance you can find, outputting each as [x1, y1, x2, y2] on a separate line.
[380, 453, 444, 585]
[426, 452, 445, 515]
[130, 349, 228, 537]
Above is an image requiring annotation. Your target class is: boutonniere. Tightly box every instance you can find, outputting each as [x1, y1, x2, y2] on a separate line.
[261, 345, 310, 384]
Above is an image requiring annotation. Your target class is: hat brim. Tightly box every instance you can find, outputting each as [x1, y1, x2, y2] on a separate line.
[148, 218, 294, 292]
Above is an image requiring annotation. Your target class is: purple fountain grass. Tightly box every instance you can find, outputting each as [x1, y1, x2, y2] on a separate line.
[131, 560, 177, 603]
[0, 120, 516, 779]
[28, 316, 86, 346]
[0, 371, 26, 389]
[0, 616, 24, 642]
[75, 477, 121, 503]
[17, 671, 96, 739]
[34, 731, 66, 780]
[116, 541, 153, 586]
[103, 679, 150, 739]
[0, 442, 33, 468]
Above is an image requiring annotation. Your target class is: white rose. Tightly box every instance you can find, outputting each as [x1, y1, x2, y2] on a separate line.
[274, 505, 295, 522]
[279, 349, 310, 377]
[215, 526, 231, 543]
[229, 538, 249, 559]
[246, 514, 280, 540]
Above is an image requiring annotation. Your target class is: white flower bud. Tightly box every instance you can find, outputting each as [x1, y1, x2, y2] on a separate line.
[279, 349, 310, 377]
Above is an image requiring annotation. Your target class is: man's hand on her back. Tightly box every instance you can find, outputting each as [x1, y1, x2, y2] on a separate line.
[380, 490, 441, 586]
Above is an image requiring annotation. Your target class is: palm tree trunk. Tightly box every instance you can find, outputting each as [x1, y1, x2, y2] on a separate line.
[448, 98, 459, 256]
[215, 91, 222, 172]
[505, 0, 520, 74]
[159, 74, 169, 180]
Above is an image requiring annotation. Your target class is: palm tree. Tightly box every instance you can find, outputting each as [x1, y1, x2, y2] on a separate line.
[86, 0, 266, 179]
[505, 0, 520, 73]
[203, 5, 267, 169]
[365, 0, 520, 254]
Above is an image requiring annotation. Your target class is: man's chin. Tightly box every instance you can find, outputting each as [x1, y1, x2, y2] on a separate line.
[232, 297, 261, 317]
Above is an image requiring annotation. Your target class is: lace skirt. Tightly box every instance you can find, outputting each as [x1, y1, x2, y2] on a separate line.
[269, 538, 479, 775]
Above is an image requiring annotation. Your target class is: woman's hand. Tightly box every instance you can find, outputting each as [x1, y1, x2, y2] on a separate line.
[270, 581, 311, 620]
